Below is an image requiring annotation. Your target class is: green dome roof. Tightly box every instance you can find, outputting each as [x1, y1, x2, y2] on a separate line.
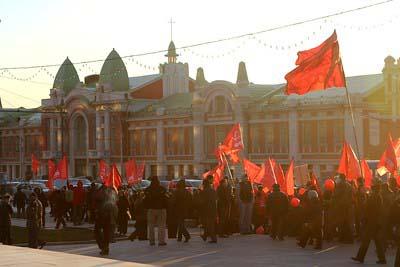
[99, 49, 129, 91]
[53, 57, 80, 95]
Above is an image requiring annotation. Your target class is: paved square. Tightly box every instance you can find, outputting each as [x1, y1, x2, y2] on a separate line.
[46, 233, 397, 266]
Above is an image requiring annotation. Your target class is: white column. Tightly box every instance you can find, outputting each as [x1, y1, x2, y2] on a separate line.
[183, 165, 189, 176]
[57, 116, 62, 153]
[50, 118, 56, 152]
[156, 121, 166, 176]
[193, 110, 204, 178]
[104, 110, 110, 161]
[11, 165, 16, 179]
[95, 112, 104, 152]
[288, 98, 299, 161]
[174, 165, 179, 179]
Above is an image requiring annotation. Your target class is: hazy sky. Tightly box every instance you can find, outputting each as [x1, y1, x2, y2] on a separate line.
[0, 0, 399, 108]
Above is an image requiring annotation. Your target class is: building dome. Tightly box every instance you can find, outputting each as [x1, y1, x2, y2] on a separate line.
[53, 57, 80, 95]
[165, 41, 178, 63]
[99, 49, 129, 91]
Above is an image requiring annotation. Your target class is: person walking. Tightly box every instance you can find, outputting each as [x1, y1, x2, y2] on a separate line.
[352, 181, 387, 264]
[172, 179, 191, 242]
[117, 189, 130, 236]
[200, 177, 218, 243]
[144, 176, 168, 246]
[34, 187, 47, 228]
[13, 187, 26, 218]
[54, 189, 67, 229]
[238, 176, 254, 235]
[266, 183, 289, 241]
[129, 191, 148, 241]
[26, 192, 46, 249]
[217, 177, 232, 238]
[0, 194, 13, 245]
[72, 181, 85, 226]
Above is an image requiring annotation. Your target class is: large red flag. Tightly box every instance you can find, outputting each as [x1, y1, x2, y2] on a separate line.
[377, 134, 398, 176]
[47, 160, 56, 188]
[361, 159, 372, 189]
[31, 154, 40, 176]
[203, 164, 225, 189]
[242, 158, 264, 184]
[285, 30, 346, 95]
[125, 159, 145, 185]
[219, 123, 244, 164]
[99, 160, 109, 183]
[105, 164, 122, 192]
[285, 160, 295, 196]
[337, 141, 361, 181]
[260, 158, 277, 192]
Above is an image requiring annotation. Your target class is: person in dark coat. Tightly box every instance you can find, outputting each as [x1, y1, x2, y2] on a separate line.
[217, 177, 232, 238]
[172, 179, 192, 242]
[266, 183, 289, 240]
[298, 190, 323, 249]
[0, 194, 13, 245]
[94, 186, 118, 256]
[129, 191, 148, 241]
[333, 174, 354, 244]
[13, 187, 27, 218]
[34, 187, 47, 228]
[167, 191, 178, 239]
[117, 190, 130, 236]
[86, 183, 97, 224]
[26, 192, 45, 249]
[388, 196, 400, 267]
[354, 177, 368, 240]
[144, 176, 168, 246]
[352, 181, 387, 264]
[200, 176, 217, 243]
[54, 189, 66, 229]
[238, 176, 254, 235]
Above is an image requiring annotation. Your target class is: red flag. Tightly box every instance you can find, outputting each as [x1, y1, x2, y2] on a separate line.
[125, 159, 145, 185]
[285, 30, 346, 95]
[260, 158, 277, 192]
[242, 158, 264, 184]
[285, 160, 295, 196]
[99, 160, 109, 183]
[337, 141, 361, 181]
[56, 155, 68, 179]
[377, 134, 398, 176]
[203, 164, 225, 189]
[105, 164, 122, 192]
[136, 162, 145, 181]
[47, 160, 56, 188]
[31, 154, 40, 175]
[219, 123, 244, 164]
[361, 159, 372, 189]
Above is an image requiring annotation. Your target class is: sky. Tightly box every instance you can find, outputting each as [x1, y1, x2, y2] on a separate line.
[0, 0, 399, 108]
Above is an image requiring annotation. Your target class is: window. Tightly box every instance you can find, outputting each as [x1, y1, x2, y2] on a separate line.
[215, 96, 226, 113]
[302, 121, 312, 152]
[318, 121, 328, 152]
[280, 122, 289, 153]
[333, 120, 344, 152]
[265, 124, 274, 152]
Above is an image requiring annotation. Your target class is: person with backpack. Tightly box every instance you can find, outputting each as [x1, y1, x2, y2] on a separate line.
[238, 175, 254, 235]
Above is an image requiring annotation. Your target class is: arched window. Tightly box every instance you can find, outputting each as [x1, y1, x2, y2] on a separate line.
[74, 116, 87, 156]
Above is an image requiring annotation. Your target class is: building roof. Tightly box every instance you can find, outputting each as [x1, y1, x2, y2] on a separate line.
[129, 74, 161, 89]
[53, 57, 80, 95]
[99, 49, 129, 91]
[0, 109, 41, 127]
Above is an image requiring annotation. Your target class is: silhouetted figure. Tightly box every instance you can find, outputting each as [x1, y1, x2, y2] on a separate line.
[13, 187, 27, 218]
[238, 176, 254, 234]
[200, 177, 217, 243]
[217, 177, 232, 237]
[0, 194, 13, 245]
[266, 183, 289, 241]
[172, 179, 191, 242]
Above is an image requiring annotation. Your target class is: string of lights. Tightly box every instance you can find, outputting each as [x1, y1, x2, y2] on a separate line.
[0, 0, 395, 71]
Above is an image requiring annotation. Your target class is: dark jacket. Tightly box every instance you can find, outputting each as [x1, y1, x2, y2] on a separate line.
[217, 184, 232, 210]
[266, 190, 289, 217]
[0, 202, 13, 227]
[26, 199, 43, 229]
[172, 188, 192, 219]
[364, 191, 383, 229]
[144, 184, 168, 210]
[13, 191, 27, 207]
[200, 187, 217, 219]
[239, 180, 253, 203]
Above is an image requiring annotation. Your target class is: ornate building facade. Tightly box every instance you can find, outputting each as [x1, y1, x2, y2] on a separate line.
[1, 42, 400, 180]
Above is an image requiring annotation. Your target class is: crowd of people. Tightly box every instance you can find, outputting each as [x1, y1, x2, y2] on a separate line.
[0, 173, 400, 265]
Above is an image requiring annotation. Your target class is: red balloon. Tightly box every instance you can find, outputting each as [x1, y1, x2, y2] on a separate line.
[324, 179, 335, 191]
[290, 197, 300, 208]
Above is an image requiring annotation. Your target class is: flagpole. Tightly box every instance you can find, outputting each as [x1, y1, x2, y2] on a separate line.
[344, 86, 364, 177]
[221, 151, 234, 184]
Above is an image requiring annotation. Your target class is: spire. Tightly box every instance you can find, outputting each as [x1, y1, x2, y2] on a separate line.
[165, 41, 178, 63]
[195, 67, 207, 87]
[236, 61, 249, 87]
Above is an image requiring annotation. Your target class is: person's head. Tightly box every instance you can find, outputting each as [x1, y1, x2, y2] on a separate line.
[257, 185, 263, 192]
[371, 178, 382, 194]
[177, 179, 186, 190]
[220, 178, 228, 187]
[338, 173, 346, 181]
[307, 190, 318, 200]
[77, 180, 83, 188]
[203, 178, 211, 189]
[150, 176, 160, 187]
[91, 182, 96, 189]
[2, 194, 11, 203]
[34, 187, 41, 195]
[29, 192, 38, 202]
[357, 177, 364, 187]
[272, 183, 280, 192]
